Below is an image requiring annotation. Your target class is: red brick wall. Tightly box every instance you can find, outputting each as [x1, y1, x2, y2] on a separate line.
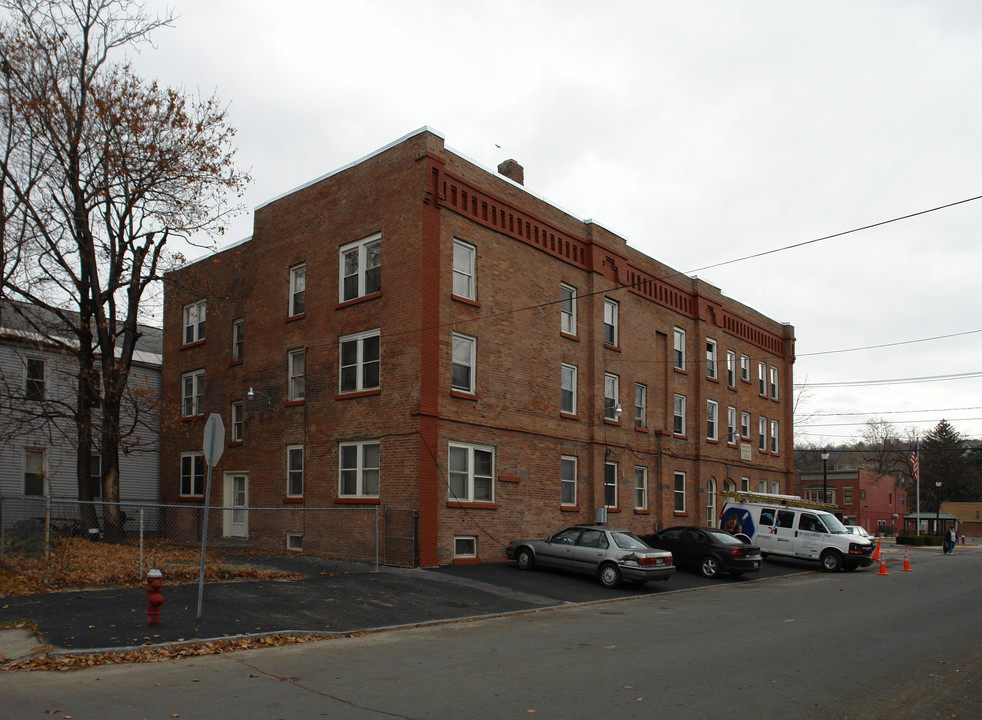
[162, 128, 795, 565]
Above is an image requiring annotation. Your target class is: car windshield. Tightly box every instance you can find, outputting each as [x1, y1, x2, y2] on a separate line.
[611, 531, 649, 550]
[705, 529, 745, 546]
[822, 514, 848, 534]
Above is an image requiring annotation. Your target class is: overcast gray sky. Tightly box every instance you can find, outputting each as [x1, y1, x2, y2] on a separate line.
[133, 0, 982, 445]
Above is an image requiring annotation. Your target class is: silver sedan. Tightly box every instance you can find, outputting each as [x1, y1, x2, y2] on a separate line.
[506, 525, 674, 588]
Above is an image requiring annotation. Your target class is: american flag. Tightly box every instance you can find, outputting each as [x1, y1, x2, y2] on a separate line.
[909, 448, 919, 482]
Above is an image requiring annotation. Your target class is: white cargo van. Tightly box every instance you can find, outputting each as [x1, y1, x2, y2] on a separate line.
[718, 492, 874, 572]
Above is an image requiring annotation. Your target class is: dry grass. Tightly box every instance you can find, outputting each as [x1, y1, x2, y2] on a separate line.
[0, 537, 298, 597]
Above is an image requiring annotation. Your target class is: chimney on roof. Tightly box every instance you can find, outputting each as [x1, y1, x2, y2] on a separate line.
[497, 159, 524, 186]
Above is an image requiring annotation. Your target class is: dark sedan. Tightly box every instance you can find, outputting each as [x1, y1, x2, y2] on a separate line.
[642, 526, 762, 578]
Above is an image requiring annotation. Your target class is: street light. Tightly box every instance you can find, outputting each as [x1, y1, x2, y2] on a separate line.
[247, 387, 271, 405]
[935, 481, 942, 534]
[821, 451, 830, 505]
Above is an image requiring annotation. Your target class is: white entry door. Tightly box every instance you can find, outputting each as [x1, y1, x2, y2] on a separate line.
[223, 472, 248, 538]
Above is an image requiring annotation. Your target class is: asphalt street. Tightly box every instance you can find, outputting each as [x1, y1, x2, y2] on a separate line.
[1, 544, 978, 720]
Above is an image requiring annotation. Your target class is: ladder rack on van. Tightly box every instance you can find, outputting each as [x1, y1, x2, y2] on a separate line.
[717, 490, 834, 512]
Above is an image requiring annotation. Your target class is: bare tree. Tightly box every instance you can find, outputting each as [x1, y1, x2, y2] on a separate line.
[0, 0, 249, 537]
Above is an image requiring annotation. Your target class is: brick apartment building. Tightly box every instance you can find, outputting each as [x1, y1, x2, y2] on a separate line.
[161, 127, 795, 567]
[798, 469, 906, 535]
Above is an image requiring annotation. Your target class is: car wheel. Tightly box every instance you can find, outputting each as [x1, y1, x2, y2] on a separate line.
[700, 556, 721, 578]
[598, 563, 622, 588]
[515, 547, 535, 571]
[821, 549, 843, 572]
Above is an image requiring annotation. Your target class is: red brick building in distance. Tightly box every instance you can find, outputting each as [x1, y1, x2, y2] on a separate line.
[161, 128, 796, 567]
[797, 469, 906, 535]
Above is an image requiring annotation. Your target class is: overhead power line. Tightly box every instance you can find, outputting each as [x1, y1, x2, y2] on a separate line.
[685, 193, 982, 276]
[797, 371, 982, 388]
[797, 329, 982, 357]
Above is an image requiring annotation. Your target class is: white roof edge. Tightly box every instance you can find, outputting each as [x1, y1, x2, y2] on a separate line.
[184, 127, 637, 268]
[176, 127, 446, 271]
[443, 145, 632, 244]
[256, 126, 444, 212]
[1, 325, 162, 367]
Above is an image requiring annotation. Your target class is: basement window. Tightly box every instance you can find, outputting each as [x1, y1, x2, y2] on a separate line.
[286, 533, 303, 551]
[454, 536, 477, 558]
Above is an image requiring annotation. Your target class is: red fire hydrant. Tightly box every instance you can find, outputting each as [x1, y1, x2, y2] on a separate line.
[146, 569, 164, 626]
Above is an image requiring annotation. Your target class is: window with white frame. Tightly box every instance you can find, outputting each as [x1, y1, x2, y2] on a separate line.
[770, 366, 779, 400]
[25, 358, 45, 400]
[726, 350, 736, 387]
[339, 330, 380, 393]
[561, 455, 577, 506]
[770, 420, 779, 453]
[673, 394, 686, 436]
[604, 373, 619, 421]
[288, 349, 306, 401]
[727, 406, 737, 444]
[706, 339, 718, 379]
[740, 354, 750, 381]
[287, 533, 303, 551]
[604, 462, 618, 507]
[707, 400, 718, 440]
[741, 411, 751, 439]
[452, 239, 476, 300]
[707, 477, 717, 527]
[231, 401, 244, 443]
[741, 477, 750, 491]
[560, 283, 576, 335]
[759, 417, 767, 451]
[673, 328, 686, 370]
[340, 233, 381, 302]
[674, 471, 686, 512]
[287, 445, 304, 497]
[448, 443, 494, 503]
[24, 449, 45, 496]
[634, 466, 648, 510]
[232, 319, 244, 362]
[452, 333, 476, 394]
[339, 440, 380, 497]
[182, 370, 204, 417]
[772, 481, 780, 494]
[603, 299, 618, 346]
[635, 383, 647, 428]
[289, 264, 306, 316]
[180, 452, 204, 496]
[759, 479, 767, 493]
[758, 361, 767, 395]
[183, 300, 206, 344]
[454, 536, 477, 558]
[561, 363, 577, 415]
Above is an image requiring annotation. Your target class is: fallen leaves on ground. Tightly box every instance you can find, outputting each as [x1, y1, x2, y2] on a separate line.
[0, 538, 300, 596]
[4, 634, 323, 672]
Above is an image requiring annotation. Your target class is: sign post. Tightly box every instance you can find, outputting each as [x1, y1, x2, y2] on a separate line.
[197, 413, 225, 620]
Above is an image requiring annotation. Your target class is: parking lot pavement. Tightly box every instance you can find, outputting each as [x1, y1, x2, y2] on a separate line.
[0, 556, 820, 661]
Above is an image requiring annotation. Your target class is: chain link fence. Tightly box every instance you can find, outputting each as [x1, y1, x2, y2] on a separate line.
[0, 497, 408, 591]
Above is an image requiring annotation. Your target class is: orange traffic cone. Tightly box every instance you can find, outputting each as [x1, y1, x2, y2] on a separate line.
[902, 549, 912, 572]
[872, 538, 882, 561]
[877, 557, 889, 576]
